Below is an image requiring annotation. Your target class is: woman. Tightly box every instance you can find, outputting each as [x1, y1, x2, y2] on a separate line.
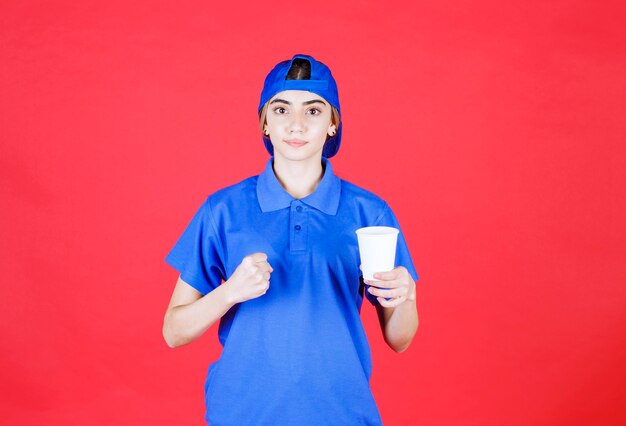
[163, 54, 419, 426]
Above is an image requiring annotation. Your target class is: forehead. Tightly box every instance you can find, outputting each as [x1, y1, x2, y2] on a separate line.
[269, 90, 328, 104]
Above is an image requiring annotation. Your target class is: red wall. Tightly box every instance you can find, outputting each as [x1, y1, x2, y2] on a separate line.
[2, 1, 625, 425]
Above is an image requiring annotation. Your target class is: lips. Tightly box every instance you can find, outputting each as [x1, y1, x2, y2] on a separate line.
[285, 140, 308, 147]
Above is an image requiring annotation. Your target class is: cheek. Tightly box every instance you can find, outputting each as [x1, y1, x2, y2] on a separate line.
[266, 116, 288, 130]
[310, 117, 331, 131]
[316, 124, 333, 139]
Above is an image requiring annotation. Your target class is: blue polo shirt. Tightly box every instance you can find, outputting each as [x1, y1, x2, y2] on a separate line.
[165, 157, 418, 426]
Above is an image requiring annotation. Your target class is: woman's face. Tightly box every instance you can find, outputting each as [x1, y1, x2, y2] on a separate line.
[264, 90, 336, 162]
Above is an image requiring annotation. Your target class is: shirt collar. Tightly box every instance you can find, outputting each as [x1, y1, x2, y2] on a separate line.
[256, 157, 341, 215]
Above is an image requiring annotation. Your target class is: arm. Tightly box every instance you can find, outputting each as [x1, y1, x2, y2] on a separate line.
[366, 267, 419, 353]
[163, 253, 273, 348]
[162, 276, 236, 348]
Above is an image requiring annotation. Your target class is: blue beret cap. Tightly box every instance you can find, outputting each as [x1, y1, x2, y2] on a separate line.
[258, 54, 342, 158]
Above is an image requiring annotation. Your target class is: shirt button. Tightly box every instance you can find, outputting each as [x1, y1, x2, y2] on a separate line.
[294, 225, 301, 231]
[296, 206, 303, 212]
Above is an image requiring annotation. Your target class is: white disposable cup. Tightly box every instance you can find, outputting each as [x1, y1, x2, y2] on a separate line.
[355, 226, 399, 281]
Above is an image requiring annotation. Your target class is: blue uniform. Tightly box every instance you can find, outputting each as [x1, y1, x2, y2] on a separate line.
[165, 157, 418, 425]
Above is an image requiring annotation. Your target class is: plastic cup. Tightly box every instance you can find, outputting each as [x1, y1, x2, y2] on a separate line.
[355, 226, 399, 281]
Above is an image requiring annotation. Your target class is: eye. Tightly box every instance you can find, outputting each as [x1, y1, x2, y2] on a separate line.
[307, 108, 321, 116]
[272, 106, 287, 114]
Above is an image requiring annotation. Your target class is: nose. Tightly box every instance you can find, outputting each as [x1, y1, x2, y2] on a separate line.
[288, 112, 306, 133]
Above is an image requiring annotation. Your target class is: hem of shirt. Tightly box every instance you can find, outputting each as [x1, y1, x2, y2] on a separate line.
[164, 256, 211, 295]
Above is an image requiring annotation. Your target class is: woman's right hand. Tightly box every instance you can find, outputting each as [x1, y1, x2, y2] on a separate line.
[224, 253, 273, 304]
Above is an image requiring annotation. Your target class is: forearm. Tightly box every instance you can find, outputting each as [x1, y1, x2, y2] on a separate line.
[382, 284, 419, 352]
[163, 284, 236, 348]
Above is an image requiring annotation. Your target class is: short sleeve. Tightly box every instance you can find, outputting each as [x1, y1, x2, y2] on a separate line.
[365, 202, 419, 306]
[164, 196, 226, 295]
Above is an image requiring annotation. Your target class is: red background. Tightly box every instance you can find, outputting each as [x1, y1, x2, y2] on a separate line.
[2, 1, 625, 425]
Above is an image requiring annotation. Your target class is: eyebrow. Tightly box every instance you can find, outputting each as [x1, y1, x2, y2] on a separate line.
[269, 98, 328, 107]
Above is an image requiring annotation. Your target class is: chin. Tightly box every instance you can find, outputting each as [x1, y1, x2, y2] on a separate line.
[274, 149, 323, 163]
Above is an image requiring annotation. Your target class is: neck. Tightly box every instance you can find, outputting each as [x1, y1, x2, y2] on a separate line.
[272, 155, 325, 199]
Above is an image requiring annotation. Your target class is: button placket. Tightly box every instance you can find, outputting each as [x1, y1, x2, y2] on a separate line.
[289, 200, 308, 253]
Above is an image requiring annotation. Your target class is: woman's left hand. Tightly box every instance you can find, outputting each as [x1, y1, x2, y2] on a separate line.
[364, 266, 416, 308]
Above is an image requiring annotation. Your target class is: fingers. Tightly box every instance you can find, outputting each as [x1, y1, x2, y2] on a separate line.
[248, 252, 268, 263]
[246, 253, 273, 272]
[371, 267, 405, 281]
[364, 278, 402, 288]
[363, 267, 410, 288]
[247, 269, 270, 297]
[367, 285, 407, 299]
[239, 255, 272, 282]
[246, 254, 273, 283]
[377, 295, 407, 308]
[229, 254, 273, 303]
[251, 265, 272, 284]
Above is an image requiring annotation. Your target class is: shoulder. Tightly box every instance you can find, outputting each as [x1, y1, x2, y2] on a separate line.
[339, 178, 389, 218]
[199, 175, 258, 214]
[340, 178, 382, 200]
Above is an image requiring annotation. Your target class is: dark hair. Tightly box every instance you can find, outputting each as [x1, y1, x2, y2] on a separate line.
[285, 58, 311, 80]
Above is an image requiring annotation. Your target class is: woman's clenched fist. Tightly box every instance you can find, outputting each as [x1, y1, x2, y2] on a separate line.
[224, 253, 273, 304]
